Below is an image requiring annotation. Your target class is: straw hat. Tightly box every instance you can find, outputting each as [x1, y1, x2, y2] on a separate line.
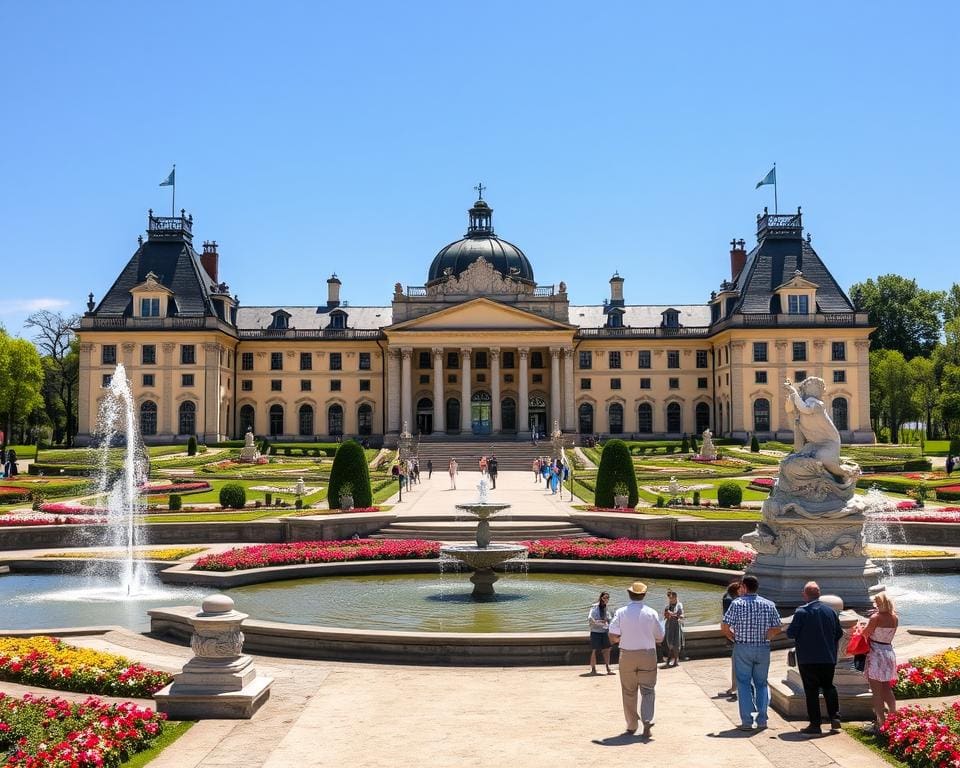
[627, 581, 648, 598]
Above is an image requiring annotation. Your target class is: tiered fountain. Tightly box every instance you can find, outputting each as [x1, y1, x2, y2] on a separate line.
[440, 479, 527, 599]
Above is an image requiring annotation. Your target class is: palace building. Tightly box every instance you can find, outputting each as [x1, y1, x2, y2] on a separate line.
[76, 195, 874, 445]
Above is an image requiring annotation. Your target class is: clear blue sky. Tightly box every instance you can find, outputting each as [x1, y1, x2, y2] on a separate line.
[1, 2, 956, 336]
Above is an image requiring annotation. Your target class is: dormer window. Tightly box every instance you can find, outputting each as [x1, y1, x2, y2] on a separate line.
[606, 308, 624, 328]
[787, 295, 810, 314]
[130, 271, 171, 318]
[269, 310, 291, 330]
[140, 298, 160, 317]
[662, 309, 680, 328]
[329, 310, 347, 330]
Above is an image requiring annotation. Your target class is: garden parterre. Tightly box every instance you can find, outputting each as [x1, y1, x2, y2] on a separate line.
[521, 538, 753, 569]
[192, 538, 440, 571]
[878, 700, 960, 768]
[896, 646, 960, 699]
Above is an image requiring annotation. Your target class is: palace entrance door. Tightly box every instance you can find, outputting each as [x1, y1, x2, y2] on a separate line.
[416, 398, 433, 435]
[471, 391, 492, 435]
[528, 395, 547, 435]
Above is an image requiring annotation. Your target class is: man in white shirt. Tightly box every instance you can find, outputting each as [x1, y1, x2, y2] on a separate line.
[608, 581, 665, 738]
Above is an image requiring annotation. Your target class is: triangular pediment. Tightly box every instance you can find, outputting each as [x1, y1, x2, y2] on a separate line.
[388, 298, 574, 332]
[130, 272, 173, 295]
[775, 270, 819, 291]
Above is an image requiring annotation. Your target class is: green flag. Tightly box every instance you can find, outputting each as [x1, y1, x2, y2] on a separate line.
[159, 167, 175, 187]
[755, 166, 776, 189]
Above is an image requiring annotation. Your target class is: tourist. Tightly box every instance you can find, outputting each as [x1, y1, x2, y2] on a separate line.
[550, 464, 559, 494]
[588, 591, 614, 675]
[721, 574, 783, 731]
[785, 581, 843, 735]
[533, 457, 541, 483]
[541, 461, 551, 486]
[413, 459, 421, 484]
[479, 455, 488, 475]
[721, 580, 744, 698]
[398, 461, 407, 490]
[662, 590, 684, 667]
[947, 455, 955, 476]
[488, 455, 498, 489]
[6, 448, 18, 478]
[862, 593, 899, 732]
[427, 459, 433, 479]
[608, 581, 665, 738]
[448, 458, 458, 490]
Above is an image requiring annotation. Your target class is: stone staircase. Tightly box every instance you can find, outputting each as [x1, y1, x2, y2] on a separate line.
[372, 515, 589, 542]
[412, 438, 551, 472]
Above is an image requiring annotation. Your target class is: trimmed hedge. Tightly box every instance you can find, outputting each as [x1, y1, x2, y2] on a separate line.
[219, 483, 247, 509]
[168, 494, 182, 511]
[750, 435, 760, 452]
[717, 481, 743, 508]
[328, 440, 372, 509]
[187, 436, 197, 456]
[595, 439, 639, 509]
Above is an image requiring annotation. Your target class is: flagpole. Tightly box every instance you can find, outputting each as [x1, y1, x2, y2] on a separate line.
[773, 162, 778, 214]
[171, 164, 176, 217]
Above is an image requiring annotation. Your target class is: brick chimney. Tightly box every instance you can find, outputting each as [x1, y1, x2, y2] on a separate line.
[609, 272, 625, 306]
[327, 273, 342, 307]
[729, 238, 746, 281]
[201, 241, 219, 282]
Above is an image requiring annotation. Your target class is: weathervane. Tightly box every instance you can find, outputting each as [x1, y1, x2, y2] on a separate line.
[474, 182, 486, 200]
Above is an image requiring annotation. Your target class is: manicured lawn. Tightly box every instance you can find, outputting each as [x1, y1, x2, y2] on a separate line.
[634, 507, 761, 521]
[842, 725, 908, 768]
[122, 721, 195, 768]
[151, 478, 326, 505]
[1, 444, 37, 460]
[144, 509, 295, 523]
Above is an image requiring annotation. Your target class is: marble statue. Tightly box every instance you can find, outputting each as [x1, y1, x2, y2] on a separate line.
[238, 427, 260, 463]
[699, 428, 717, 461]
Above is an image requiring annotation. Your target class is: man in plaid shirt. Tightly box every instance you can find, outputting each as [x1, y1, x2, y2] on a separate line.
[721, 575, 783, 730]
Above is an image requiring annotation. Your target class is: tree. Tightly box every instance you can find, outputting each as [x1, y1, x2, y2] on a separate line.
[850, 275, 944, 358]
[25, 311, 81, 446]
[0, 332, 45, 446]
[594, 439, 638, 508]
[909, 356, 938, 439]
[870, 349, 915, 443]
[327, 440, 372, 509]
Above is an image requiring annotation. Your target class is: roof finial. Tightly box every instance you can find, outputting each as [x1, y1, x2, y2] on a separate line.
[474, 182, 486, 200]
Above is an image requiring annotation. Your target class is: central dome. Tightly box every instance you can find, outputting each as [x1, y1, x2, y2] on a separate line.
[427, 198, 534, 285]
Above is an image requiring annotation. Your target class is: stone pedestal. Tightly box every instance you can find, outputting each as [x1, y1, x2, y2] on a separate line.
[747, 551, 883, 611]
[154, 594, 273, 720]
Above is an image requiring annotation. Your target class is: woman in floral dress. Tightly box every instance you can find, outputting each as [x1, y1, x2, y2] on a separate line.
[862, 592, 899, 731]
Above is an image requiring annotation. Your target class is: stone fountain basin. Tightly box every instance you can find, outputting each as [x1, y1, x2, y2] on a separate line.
[440, 544, 527, 570]
[454, 503, 513, 517]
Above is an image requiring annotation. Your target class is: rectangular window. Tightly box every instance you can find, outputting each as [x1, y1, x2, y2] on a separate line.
[241, 379, 253, 391]
[610, 378, 621, 390]
[447, 352, 458, 369]
[696, 350, 708, 369]
[580, 378, 591, 390]
[697, 377, 708, 389]
[833, 370, 846, 383]
[532, 373, 543, 383]
[504, 374, 514, 383]
[787, 294, 809, 314]
[330, 379, 341, 392]
[419, 374, 429, 384]
[142, 374, 154, 387]
[102, 374, 112, 387]
[475, 351, 488, 369]
[359, 352, 371, 370]
[667, 351, 680, 369]
[270, 352, 283, 370]
[753, 342, 768, 363]
[181, 374, 194, 386]
[638, 350, 651, 369]
[793, 341, 807, 361]
[329, 352, 342, 370]
[756, 371, 768, 384]
[181, 345, 195, 365]
[140, 297, 160, 317]
[418, 351, 430, 369]
[502, 351, 515, 369]
[531, 351, 544, 368]
[141, 344, 156, 365]
[299, 352, 312, 371]
[447, 374, 457, 384]
[795, 370, 807, 382]
[668, 377, 679, 389]
[609, 351, 621, 369]
[831, 342, 846, 362]
[271, 379, 282, 391]
[476, 373, 486, 383]
[579, 351, 592, 370]
[359, 379, 371, 391]
[102, 345, 117, 365]
[301, 379, 312, 391]
[640, 378, 651, 389]
[241, 352, 254, 371]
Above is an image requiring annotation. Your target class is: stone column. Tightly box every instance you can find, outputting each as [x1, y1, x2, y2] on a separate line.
[729, 340, 746, 438]
[775, 340, 788, 434]
[400, 347, 413, 432]
[518, 347, 529, 434]
[460, 348, 472, 433]
[562, 347, 575, 431]
[121, 342, 135, 369]
[550, 347, 561, 429]
[77, 342, 94, 441]
[813, 339, 826, 382]
[203, 343, 221, 441]
[490, 347, 501, 433]
[855, 339, 871, 435]
[162, 342, 176, 436]
[432, 347, 445, 433]
[386, 348, 400, 433]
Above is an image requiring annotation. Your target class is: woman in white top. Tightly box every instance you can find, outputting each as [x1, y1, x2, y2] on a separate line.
[862, 592, 899, 731]
[448, 458, 458, 490]
[588, 591, 614, 674]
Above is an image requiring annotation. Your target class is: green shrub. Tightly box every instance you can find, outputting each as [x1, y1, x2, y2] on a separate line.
[692, 490, 701, 506]
[656, 495, 665, 508]
[168, 494, 182, 511]
[187, 436, 197, 456]
[690, 435, 698, 453]
[328, 440, 372, 509]
[750, 434, 760, 453]
[950, 437, 960, 456]
[265, 492, 272, 506]
[681, 434, 690, 453]
[595, 439, 638, 509]
[219, 483, 247, 509]
[717, 481, 743, 508]
[295, 497, 303, 509]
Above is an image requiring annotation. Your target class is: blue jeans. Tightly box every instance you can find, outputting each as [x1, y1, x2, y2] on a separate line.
[733, 643, 771, 726]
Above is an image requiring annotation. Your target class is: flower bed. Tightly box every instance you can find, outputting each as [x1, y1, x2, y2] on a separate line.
[0, 486, 31, 504]
[0, 516, 103, 527]
[0, 636, 172, 697]
[0, 691, 167, 768]
[39, 502, 108, 516]
[747, 477, 775, 491]
[192, 538, 440, 571]
[895, 646, 960, 699]
[41, 547, 206, 562]
[877, 510, 960, 524]
[878, 700, 960, 767]
[142, 481, 211, 496]
[520, 538, 754, 570]
[936, 484, 960, 502]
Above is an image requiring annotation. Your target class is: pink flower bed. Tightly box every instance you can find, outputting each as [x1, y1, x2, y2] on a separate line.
[39, 502, 107, 516]
[520, 538, 753, 570]
[192, 539, 440, 571]
[879, 700, 960, 767]
[142, 481, 211, 495]
[0, 516, 104, 527]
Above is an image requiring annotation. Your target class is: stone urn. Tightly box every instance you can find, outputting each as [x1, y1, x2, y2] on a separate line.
[339, 493, 354, 511]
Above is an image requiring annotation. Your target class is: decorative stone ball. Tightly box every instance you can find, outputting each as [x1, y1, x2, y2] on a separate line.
[202, 594, 235, 614]
[820, 594, 844, 613]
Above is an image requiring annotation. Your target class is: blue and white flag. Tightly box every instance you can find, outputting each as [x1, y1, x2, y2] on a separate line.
[755, 166, 776, 189]
[159, 167, 175, 187]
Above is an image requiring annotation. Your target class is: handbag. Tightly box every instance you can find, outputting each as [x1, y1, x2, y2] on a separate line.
[846, 625, 870, 656]
[787, 650, 797, 667]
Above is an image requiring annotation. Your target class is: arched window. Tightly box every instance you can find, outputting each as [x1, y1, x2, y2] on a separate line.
[178, 401, 196, 436]
[695, 402, 710, 434]
[666, 402, 682, 433]
[638, 402, 653, 433]
[269, 404, 284, 436]
[140, 401, 157, 436]
[446, 398, 460, 431]
[327, 404, 343, 436]
[609, 402, 624, 434]
[501, 397, 517, 431]
[298, 404, 314, 436]
[832, 397, 848, 432]
[754, 398, 770, 432]
[578, 402, 593, 434]
[358, 403, 373, 435]
[239, 404, 255, 435]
